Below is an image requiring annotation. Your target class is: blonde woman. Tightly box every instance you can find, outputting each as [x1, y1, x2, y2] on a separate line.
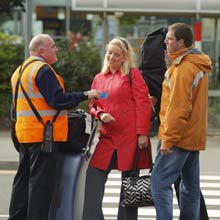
[82, 37, 152, 220]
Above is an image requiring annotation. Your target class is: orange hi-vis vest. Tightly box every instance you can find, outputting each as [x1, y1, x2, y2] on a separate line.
[11, 56, 68, 143]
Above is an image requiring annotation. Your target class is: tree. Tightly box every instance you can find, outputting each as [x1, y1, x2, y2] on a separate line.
[0, 32, 24, 129]
[54, 40, 101, 93]
[0, 0, 26, 16]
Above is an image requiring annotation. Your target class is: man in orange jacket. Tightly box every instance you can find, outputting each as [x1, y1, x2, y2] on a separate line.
[144, 27, 209, 220]
[151, 23, 212, 220]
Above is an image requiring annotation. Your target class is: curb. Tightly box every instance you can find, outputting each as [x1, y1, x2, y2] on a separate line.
[0, 161, 18, 170]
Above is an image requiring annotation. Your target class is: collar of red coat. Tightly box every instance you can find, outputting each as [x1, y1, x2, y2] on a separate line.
[105, 68, 121, 75]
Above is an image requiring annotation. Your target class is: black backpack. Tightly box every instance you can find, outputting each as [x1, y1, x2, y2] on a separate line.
[139, 27, 167, 135]
[139, 27, 168, 118]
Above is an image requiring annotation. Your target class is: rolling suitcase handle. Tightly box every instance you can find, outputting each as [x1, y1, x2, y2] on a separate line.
[84, 102, 99, 160]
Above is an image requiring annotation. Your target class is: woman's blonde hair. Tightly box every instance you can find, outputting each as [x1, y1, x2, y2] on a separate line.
[101, 36, 137, 75]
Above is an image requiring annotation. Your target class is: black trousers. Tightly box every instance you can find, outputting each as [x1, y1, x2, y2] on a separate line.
[8, 142, 59, 220]
[174, 176, 209, 220]
[82, 151, 138, 220]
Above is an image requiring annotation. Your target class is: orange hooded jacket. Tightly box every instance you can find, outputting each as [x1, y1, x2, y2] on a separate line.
[158, 47, 212, 150]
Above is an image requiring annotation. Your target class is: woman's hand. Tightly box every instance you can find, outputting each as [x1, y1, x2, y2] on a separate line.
[138, 135, 149, 149]
[100, 113, 115, 123]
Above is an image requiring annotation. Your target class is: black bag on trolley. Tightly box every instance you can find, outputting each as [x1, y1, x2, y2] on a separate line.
[60, 109, 91, 153]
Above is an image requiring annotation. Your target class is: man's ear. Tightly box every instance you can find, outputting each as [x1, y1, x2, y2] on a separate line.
[37, 47, 44, 55]
[178, 39, 185, 48]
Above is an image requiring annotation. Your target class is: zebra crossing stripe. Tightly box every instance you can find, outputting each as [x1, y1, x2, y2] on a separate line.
[103, 173, 220, 220]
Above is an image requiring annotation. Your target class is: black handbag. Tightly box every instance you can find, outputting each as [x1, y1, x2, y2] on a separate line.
[121, 145, 154, 207]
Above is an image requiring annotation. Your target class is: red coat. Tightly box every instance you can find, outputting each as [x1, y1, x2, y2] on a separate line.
[89, 68, 152, 171]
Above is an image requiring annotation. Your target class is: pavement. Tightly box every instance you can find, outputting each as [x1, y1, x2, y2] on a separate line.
[0, 131, 19, 169]
[1, 129, 220, 220]
[0, 128, 220, 170]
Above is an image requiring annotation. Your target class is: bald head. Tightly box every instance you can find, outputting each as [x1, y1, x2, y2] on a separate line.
[29, 34, 58, 64]
[29, 34, 51, 53]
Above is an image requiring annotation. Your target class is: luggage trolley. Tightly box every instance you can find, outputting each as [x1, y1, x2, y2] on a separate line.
[48, 109, 99, 220]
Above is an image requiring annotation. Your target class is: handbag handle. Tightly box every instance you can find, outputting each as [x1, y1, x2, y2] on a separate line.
[131, 138, 153, 177]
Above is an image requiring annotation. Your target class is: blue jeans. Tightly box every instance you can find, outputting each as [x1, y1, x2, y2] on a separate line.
[151, 141, 200, 220]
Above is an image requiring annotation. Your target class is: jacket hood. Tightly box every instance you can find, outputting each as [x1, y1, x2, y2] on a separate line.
[184, 52, 212, 73]
[170, 47, 212, 73]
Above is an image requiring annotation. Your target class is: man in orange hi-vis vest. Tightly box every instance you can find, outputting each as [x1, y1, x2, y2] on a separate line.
[8, 34, 100, 220]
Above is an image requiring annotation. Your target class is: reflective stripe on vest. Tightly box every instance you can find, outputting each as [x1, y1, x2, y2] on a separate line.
[17, 109, 67, 117]
[18, 61, 44, 99]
